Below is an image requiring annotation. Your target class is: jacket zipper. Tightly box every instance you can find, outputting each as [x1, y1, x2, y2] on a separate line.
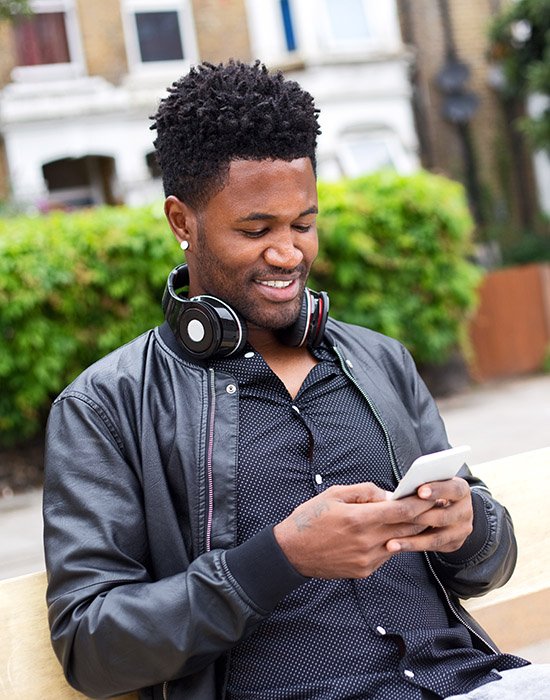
[423, 553, 498, 654]
[162, 680, 169, 699]
[333, 345, 498, 654]
[205, 367, 216, 553]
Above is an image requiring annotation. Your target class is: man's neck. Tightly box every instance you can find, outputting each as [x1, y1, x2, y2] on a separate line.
[247, 327, 318, 400]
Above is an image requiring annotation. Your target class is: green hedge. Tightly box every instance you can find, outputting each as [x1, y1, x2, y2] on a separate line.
[311, 171, 481, 365]
[0, 170, 481, 446]
[0, 204, 175, 445]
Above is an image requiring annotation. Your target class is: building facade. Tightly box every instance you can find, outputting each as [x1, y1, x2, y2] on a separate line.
[0, 0, 418, 209]
[397, 0, 549, 229]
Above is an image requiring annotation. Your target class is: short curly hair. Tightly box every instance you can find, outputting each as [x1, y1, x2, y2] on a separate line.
[151, 60, 321, 209]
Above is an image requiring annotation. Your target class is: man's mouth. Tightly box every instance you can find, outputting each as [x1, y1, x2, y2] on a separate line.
[256, 280, 294, 289]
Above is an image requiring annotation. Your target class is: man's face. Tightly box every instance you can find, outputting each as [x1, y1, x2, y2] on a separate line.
[185, 158, 318, 331]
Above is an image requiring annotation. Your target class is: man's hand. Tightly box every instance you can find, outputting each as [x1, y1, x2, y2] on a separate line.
[385, 477, 473, 555]
[273, 483, 434, 579]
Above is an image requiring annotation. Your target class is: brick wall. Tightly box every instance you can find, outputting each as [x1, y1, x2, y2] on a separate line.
[0, 22, 15, 201]
[0, 21, 16, 89]
[397, 0, 532, 226]
[0, 137, 10, 201]
[75, 0, 128, 84]
[191, 0, 251, 63]
[448, 0, 511, 203]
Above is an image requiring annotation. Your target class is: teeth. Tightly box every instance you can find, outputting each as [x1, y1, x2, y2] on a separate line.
[258, 280, 293, 288]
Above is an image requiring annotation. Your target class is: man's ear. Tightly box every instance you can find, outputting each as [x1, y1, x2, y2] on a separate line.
[164, 195, 197, 248]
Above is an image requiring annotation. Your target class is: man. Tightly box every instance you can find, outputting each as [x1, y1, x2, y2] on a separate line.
[43, 61, 547, 699]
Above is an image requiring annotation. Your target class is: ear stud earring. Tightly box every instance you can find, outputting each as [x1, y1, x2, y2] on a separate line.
[180, 240, 189, 251]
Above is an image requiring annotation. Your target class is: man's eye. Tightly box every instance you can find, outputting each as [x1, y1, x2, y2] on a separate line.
[241, 229, 268, 238]
[294, 224, 312, 233]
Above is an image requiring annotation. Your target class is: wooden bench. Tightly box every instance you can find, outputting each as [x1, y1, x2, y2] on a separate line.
[1, 448, 548, 697]
[0, 571, 137, 699]
[461, 446, 550, 655]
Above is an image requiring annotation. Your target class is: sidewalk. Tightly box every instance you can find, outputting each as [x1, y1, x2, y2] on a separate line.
[1, 373, 549, 660]
[0, 488, 44, 579]
[436, 372, 550, 465]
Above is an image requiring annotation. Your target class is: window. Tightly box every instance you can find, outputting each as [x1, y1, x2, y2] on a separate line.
[42, 155, 119, 209]
[322, 0, 372, 45]
[14, 12, 70, 66]
[145, 151, 161, 178]
[10, 1, 85, 81]
[135, 11, 184, 62]
[245, 0, 298, 63]
[338, 129, 414, 177]
[279, 0, 297, 52]
[122, 0, 197, 73]
[245, 0, 401, 64]
[316, 0, 402, 53]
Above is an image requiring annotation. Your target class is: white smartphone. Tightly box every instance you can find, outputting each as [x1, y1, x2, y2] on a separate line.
[389, 445, 471, 500]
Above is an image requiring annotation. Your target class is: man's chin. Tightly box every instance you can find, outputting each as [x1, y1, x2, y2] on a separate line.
[245, 305, 303, 333]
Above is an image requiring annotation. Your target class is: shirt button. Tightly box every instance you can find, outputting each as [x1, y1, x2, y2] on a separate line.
[226, 384, 237, 394]
[345, 359, 354, 369]
[244, 351, 254, 358]
[314, 474, 323, 485]
[404, 669, 415, 679]
[291, 405, 301, 415]
[376, 625, 386, 635]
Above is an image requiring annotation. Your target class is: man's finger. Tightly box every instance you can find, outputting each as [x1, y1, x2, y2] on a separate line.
[417, 477, 470, 502]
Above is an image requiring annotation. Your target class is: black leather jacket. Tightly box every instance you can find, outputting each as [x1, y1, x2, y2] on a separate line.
[43, 318, 517, 699]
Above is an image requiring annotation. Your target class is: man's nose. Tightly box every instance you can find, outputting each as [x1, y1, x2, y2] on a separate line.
[263, 231, 304, 269]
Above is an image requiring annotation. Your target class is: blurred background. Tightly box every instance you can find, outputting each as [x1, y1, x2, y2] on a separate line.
[1, 0, 548, 230]
[0, 0, 549, 662]
[0, 0, 548, 478]
[0, 0, 549, 487]
[0, 1, 548, 218]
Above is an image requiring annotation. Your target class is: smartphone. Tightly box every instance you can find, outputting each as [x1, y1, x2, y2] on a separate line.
[389, 445, 471, 500]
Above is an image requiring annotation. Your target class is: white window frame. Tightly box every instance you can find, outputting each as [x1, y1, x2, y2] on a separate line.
[310, 0, 401, 55]
[317, 0, 374, 52]
[10, 0, 86, 82]
[245, 0, 299, 66]
[121, 0, 198, 76]
[245, 0, 401, 66]
[338, 127, 413, 177]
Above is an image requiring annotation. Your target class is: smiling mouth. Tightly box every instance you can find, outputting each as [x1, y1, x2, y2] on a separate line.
[256, 279, 294, 289]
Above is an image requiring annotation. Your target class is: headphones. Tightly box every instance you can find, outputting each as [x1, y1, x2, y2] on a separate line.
[162, 264, 329, 360]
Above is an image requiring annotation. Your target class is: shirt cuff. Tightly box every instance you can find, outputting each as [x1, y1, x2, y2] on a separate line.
[436, 490, 489, 565]
[224, 526, 309, 612]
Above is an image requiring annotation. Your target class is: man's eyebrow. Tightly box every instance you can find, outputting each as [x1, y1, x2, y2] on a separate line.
[236, 206, 318, 223]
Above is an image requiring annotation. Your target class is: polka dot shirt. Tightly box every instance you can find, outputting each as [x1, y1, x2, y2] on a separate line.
[211, 342, 527, 699]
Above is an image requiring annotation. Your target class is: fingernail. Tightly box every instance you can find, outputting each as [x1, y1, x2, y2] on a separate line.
[387, 541, 401, 553]
[418, 486, 432, 498]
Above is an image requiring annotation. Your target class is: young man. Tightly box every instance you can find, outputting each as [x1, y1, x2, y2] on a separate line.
[43, 61, 546, 699]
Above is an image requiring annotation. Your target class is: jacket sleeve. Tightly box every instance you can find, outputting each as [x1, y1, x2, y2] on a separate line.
[43, 394, 305, 698]
[399, 346, 518, 600]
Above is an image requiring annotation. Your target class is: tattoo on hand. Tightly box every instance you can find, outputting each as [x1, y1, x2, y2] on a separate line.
[294, 501, 330, 532]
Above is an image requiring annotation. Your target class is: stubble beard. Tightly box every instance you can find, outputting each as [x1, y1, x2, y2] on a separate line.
[195, 228, 306, 331]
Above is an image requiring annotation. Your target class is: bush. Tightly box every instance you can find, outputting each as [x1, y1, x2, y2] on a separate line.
[0, 204, 176, 446]
[0, 171, 481, 446]
[500, 228, 550, 265]
[311, 170, 482, 366]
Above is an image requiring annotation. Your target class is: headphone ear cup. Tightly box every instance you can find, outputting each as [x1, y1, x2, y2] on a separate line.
[162, 264, 248, 359]
[175, 302, 223, 359]
[276, 288, 328, 348]
[175, 297, 248, 359]
[276, 290, 312, 348]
